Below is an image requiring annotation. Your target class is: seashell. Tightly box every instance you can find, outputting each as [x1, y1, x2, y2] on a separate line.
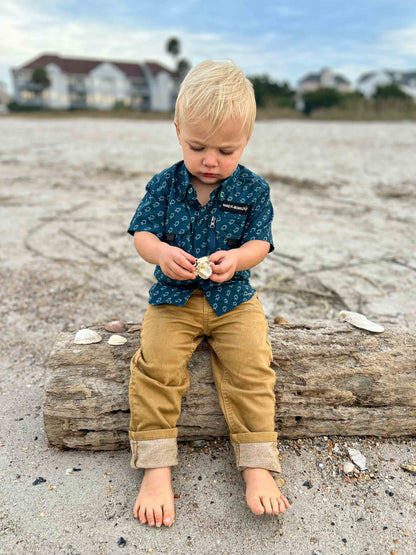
[339, 310, 384, 333]
[348, 448, 367, 470]
[127, 324, 142, 333]
[274, 316, 290, 324]
[400, 462, 416, 475]
[343, 461, 355, 474]
[275, 477, 285, 488]
[194, 256, 212, 279]
[104, 320, 126, 333]
[108, 334, 127, 345]
[74, 329, 102, 344]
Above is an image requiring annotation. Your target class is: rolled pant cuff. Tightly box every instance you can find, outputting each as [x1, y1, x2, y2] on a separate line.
[130, 438, 178, 469]
[231, 441, 282, 474]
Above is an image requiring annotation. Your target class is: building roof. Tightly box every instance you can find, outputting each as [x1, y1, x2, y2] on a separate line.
[15, 53, 178, 79]
[299, 68, 350, 86]
[358, 69, 416, 85]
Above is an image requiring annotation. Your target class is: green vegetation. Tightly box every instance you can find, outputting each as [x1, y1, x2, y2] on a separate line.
[373, 83, 412, 100]
[249, 74, 296, 109]
[302, 85, 416, 119]
[31, 67, 51, 90]
[165, 36, 191, 77]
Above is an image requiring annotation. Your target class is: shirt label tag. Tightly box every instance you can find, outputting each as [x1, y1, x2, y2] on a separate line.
[221, 201, 249, 215]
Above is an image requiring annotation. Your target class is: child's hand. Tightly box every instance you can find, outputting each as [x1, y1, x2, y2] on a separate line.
[159, 244, 196, 280]
[209, 250, 238, 283]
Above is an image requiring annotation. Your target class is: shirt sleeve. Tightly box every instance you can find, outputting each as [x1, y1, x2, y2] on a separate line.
[241, 188, 275, 253]
[127, 176, 168, 239]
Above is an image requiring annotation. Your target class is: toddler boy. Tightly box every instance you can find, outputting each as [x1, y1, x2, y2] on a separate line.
[128, 60, 290, 527]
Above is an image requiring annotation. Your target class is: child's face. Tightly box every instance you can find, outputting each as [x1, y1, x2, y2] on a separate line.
[175, 118, 250, 188]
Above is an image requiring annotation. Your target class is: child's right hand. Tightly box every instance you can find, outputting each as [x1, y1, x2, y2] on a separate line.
[158, 244, 196, 280]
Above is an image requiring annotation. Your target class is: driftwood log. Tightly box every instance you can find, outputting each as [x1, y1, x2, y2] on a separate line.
[43, 322, 416, 450]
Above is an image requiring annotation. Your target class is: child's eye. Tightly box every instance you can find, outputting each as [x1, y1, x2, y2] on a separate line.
[190, 146, 204, 152]
[220, 150, 233, 156]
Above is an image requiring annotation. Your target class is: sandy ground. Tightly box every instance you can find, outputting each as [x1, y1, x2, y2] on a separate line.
[0, 116, 415, 554]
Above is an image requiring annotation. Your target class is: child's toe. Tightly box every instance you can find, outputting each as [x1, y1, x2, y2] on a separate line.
[163, 503, 175, 526]
[261, 497, 273, 514]
[154, 506, 163, 527]
[246, 494, 264, 515]
[278, 496, 287, 513]
[271, 497, 280, 514]
[146, 508, 155, 526]
[138, 506, 146, 523]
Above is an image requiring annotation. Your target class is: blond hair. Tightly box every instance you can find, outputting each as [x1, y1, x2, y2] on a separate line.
[175, 60, 256, 138]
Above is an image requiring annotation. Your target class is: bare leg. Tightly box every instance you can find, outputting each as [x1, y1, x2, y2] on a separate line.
[243, 468, 290, 515]
[133, 467, 175, 527]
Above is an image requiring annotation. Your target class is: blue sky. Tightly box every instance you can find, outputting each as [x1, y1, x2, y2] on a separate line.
[1, 0, 416, 94]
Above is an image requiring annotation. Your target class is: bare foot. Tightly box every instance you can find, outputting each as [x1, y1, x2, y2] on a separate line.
[243, 468, 290, 515]
[133, 467, 175, 527]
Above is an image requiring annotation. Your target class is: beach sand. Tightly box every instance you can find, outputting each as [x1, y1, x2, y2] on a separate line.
[0, 117, 415, 554]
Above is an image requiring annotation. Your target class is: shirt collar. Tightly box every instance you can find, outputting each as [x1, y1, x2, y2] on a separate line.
[176, 162, 241, 202]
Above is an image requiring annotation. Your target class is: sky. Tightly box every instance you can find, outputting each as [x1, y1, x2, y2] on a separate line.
[1, 0, 416, 94]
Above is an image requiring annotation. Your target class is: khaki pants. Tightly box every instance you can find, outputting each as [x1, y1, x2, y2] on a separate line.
[128, 290, 281, 474]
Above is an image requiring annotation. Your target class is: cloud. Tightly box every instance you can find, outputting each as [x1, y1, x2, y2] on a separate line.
[382, 23, 416, 56]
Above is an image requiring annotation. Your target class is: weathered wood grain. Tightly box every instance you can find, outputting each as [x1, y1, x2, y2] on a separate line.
[43, 322, 416, 450]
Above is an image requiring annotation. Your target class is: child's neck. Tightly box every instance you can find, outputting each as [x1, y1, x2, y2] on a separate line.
[191, 179, 220, 206]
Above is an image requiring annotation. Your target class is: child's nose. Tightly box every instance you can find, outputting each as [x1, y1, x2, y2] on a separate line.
[203, 154, 218, 167]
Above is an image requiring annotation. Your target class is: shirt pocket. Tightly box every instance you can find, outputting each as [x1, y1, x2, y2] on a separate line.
[164, 229, 190, 250]
[215, 212, 247, 250]
[164, 206, 191, 250]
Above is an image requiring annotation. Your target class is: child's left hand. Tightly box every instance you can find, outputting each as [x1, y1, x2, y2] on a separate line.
[209, 250, 238, 283]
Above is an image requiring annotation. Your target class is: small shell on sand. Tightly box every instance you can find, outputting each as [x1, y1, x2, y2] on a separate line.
[401, 462, 416, 475]
[339, 310, 384, 333]
[194, 256, 212, 279]
[127, 324, 142, 333]
[108, 334, 127, 345]
[275, 477, 285, 488]
[274, 316, 290, 324]
[104, 320, 126, 333]
[348, 448, 367, 470]
[343, 461, 355, 474]
[74, 329, 102, 344]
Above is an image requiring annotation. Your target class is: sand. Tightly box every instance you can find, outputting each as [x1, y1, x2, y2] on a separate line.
[0, 116, 415, 554]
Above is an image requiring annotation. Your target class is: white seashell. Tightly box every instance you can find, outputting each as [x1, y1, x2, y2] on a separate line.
[348, 448, 367, 470]
[194, 256, 212, 279]
[343, 461, 355, 474]
[74, 329, 102, 344]
[108, 334, 127, 345]
[339, 310, 384, 333]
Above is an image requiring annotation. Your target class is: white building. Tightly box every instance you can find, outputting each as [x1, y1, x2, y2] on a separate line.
[298, 67, 351, 94]
[296, 67, 351, 110]
[11, 54, 181, 111]
[357, 69, 416, 101]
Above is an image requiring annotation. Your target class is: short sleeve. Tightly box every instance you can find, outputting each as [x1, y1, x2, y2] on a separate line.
[127, 176, 169, 238]
[241, 188, 274, 253]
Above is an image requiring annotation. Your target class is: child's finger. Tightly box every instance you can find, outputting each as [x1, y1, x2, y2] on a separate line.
[209, 251, 226, 264]
[181, 250, 197, 264]
[174, 253, 195, 272]
[171, 262, 195, 280]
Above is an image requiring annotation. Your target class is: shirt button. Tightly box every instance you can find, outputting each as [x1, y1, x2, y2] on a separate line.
[187, 187, 193, 195]
[198, 218, 204, 225]
[219, 191, 225, 199]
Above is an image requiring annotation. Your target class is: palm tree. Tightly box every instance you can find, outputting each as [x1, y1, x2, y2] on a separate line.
[166, 37, 180, 59]
[32, 68, 51, 91]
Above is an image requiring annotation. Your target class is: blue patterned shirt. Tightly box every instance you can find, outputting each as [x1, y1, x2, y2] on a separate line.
[128, 161, 274, 316]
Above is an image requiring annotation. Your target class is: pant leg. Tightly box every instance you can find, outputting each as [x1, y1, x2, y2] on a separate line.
[206, 293, 281, 473]
[129, 295, 204, 469]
